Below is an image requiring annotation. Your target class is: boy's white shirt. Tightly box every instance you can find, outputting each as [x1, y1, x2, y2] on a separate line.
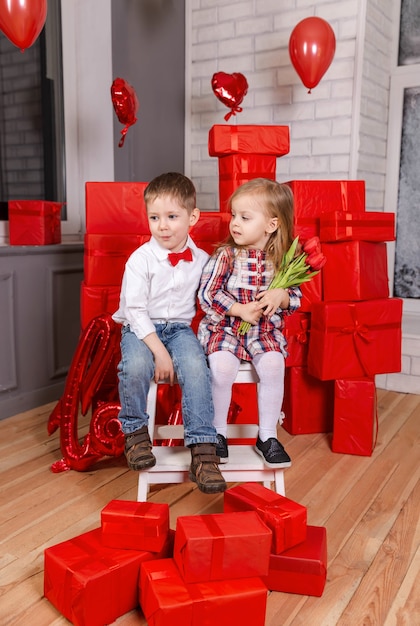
[112, 235, 209, 340]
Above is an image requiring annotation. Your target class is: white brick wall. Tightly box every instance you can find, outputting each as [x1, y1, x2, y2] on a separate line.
[186, 0, 420, 395]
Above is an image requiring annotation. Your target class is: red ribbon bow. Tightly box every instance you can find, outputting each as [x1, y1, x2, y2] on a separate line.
[167, 248, 193, 266]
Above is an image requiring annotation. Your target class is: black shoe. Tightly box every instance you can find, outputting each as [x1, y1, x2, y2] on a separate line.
[124, 426, 156, 470]
[215, 434, 229, 464]
[254, 437, 291, 468]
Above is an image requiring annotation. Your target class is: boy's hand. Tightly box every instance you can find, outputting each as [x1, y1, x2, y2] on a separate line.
[256, 288, 290, 317]
[143, 333, 175, 384]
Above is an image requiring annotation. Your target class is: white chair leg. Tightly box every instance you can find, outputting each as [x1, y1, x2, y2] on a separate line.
[274, 470, 285, 496]
[137, 473, 149, 501]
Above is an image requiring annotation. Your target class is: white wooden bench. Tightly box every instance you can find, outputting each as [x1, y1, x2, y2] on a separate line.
[137, 362, 290, 500]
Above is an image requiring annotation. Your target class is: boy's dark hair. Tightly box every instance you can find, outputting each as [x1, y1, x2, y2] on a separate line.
[144, 172, 196, 213]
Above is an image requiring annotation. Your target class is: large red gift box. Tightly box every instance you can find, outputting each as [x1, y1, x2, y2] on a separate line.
[173, 511, 271, 583]
[284, 312, 311, 367]
[217, 155, 277, 213]
[208, 124, 290, 156]
[332, 378, 377, 456]
[44, 527, 171, 626]
[140, 558, 268, 626]
[307, 298, 403, 380]
[85, 182, 149, 234]
[322, 241, 389, 301]
[319, 210, 395, 242]
[223, 483, 307, 554]
[84, 233, 149, 286]
[262, 525, 327, 597]
[282, 366, 334, 435]
[101, 500, 170, 553]
[9, 200, 62, 245]
[80, 282, 120, 329]
[289, 180, 365, 239]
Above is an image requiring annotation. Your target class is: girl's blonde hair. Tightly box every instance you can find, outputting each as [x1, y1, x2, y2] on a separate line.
[224, 178, 295, 271]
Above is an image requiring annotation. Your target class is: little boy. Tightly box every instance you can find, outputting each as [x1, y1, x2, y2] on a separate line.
[112, 172, 226, 494]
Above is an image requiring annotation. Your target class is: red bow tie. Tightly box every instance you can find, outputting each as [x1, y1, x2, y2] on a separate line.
[168, 247, 193, 266]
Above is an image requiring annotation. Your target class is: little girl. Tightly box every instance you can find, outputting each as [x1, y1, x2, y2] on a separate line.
[198, 178, 301, 466]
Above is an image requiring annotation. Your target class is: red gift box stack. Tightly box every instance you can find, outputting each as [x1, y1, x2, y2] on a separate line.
[282, 179, 402, 454]
[44, 489, 328, 624]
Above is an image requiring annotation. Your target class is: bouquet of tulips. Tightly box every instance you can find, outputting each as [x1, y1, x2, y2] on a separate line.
[238, 236, 326, 335]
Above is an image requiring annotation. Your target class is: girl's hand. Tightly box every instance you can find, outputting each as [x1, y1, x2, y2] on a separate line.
[228, 301, 262, 325]
[256, 288, 290, 317]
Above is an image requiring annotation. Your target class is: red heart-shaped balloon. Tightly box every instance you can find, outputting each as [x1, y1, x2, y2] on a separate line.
[211, 72, 248, 121]
[111, 78, 139, 147]
[0, 0, 47, 51]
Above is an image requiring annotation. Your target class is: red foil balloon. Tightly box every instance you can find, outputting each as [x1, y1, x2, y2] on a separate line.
[111, 77, 139, 147]
[0, 0, 47, 51]
[289, 17, 336, 93]
[48, 314, 125, 472]
[211, 72, 248, 121]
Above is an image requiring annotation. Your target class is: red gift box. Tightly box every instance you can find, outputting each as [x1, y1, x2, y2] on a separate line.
[101, 500, 170, 553]
[85, 182, 149, 234]
[84, 233, 150, 286]
[307, 298, 403, 380]
[262, 525, 327, 597]
[80, 282, 121, 329]
[174, 511, 271, 583]
[190, 211, 231, 254]
[299, 271, 323, 313]
[282, 366, 334, 435]
[332, 378, 377, 456]
[208, 124, 290, 156]
[140, 558, 268, 626]
[44, 527, 172, 626]
[223, 483, 307, 554]
[284, 312, 310, 367]
[9, 200, 62, 245]
[319, 210, 395, 242]
[217, 155, 277, 213]
[322, 241, 389, 301]
[286, 180, 365, 220]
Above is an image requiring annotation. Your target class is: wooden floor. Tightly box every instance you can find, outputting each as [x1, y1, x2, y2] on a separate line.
[0, 388, 419, 625]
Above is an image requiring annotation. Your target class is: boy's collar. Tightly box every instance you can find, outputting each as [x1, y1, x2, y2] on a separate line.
[150, 235, 195, 260]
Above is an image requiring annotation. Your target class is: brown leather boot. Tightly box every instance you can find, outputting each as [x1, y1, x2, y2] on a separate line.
[124, 425, 156, 470]
[189, 443, 227, 494]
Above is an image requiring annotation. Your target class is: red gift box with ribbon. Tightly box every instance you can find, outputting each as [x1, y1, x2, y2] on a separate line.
[332, 378, 377, 456]
[322, 241, 389, 301]
[223, 483, 307, 554]
[85, 182, 149, 234]
[208, 124, 290, 156]
[284, 312, 311, 367]
[282, 366, 334, 435]
[80, 282, 121, 329]
[140, 558, 268, 626]
[307, 298, 403, 380]
[173, 511, 272, 583]
[262, 525, 327, 597]
[9, 200, 62, 245]
[319, 210, 395, 242]
[217, 154, 277, 213]
[101, 500, 170, 553]
[84, 233, 150, 286]
[289, 180, 366, 239]
[43, 527, 172, 626]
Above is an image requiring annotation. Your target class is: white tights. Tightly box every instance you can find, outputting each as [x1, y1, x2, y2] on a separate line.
[208, 350, 285, 442]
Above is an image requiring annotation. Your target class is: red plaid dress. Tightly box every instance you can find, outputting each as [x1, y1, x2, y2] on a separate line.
[198, 247, 301, 361]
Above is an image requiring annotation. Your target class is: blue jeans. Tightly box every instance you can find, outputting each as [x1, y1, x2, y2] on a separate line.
[117, 323, 217, 446]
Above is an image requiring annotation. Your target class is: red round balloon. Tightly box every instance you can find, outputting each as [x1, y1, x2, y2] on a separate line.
[0, 0, 47, 51]
[111, 77, 139, 147]
[289, 17, 336, 92]
[211, 72, 248, 121]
